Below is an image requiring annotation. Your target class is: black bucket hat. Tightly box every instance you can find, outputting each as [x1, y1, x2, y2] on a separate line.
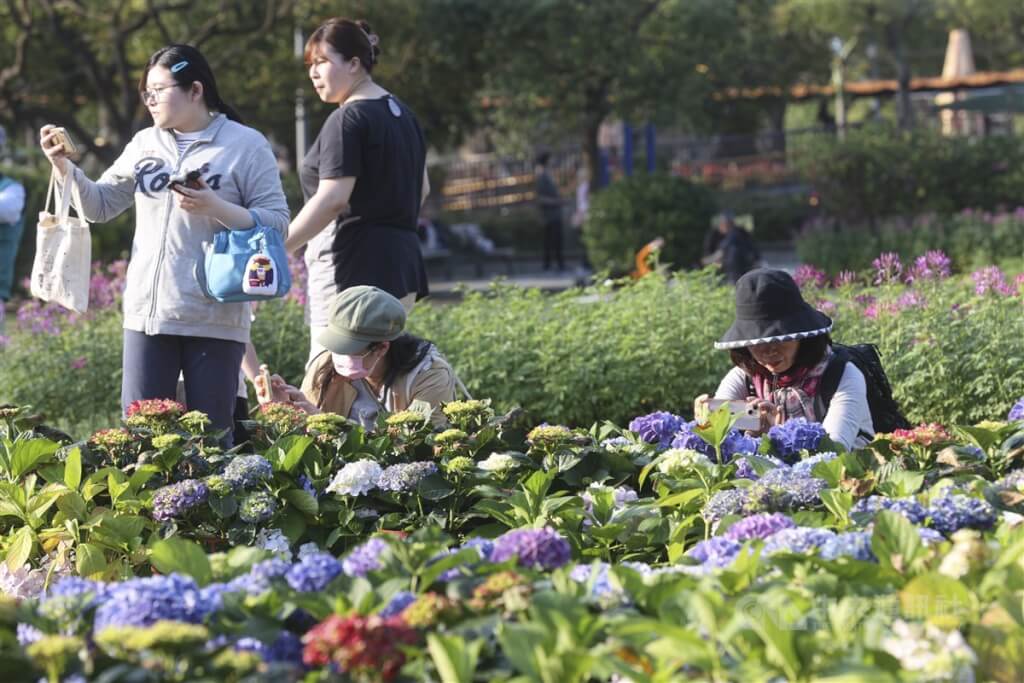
[714, 268, 833, 350]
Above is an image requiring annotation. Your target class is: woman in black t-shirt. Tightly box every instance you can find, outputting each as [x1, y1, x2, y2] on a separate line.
[286, 17, 430, 361]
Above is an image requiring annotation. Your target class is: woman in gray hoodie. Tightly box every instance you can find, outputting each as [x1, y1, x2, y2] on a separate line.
[39, 44, 289, 444]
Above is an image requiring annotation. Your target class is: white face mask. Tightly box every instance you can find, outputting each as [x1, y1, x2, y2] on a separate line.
[331, 350, 378, 380]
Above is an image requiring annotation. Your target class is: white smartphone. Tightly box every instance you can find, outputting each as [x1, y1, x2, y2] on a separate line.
[694, 396, 761, 431]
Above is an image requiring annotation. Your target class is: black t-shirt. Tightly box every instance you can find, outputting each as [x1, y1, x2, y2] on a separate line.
[300, 95, 429, 302]
[300, 95, 426, 230]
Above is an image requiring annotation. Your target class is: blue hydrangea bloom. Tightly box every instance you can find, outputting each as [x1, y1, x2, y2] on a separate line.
[927, 495, 997, 535]
[490, 527, 572, 570]
[724, 513, 795, 542]
[235, 631, 304, 664]
[569, 561, 652, 599]
[435, 536, 496, 582]
[703, 488, 750, 522]
[768, 419, 828, 463]
[286, 552, 343, 592]
[151, 479, 209, 521]
[918, 528, 946, 545]
[851, 496, 928, 525]
[341, 538, 389, 578]
[16, 623, 43, 646]
[298, 474, 317, 498]
[1008, 397, 1024, 422]
[734, 455, 788, 481]
[92, 574, 215, 632]
[819, 531, 877, 562]
[687, 537, 742, 568]
[223, 455, 274, 489]
[628, 411, 686, 450]
[379, 591, 417, 617]
[791, 452, 838, 478]
[721, 430, 760, 461]
[235, 557, 292, 594]
[756, 469, 828, 509]
[762, 527, 836, 556]
[376, 461, 438, 492]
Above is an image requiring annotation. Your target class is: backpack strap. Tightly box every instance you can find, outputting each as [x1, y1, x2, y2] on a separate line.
[813, 346, 849, 420]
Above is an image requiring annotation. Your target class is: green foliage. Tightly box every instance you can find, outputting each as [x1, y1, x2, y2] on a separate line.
[582, 174, 718, 273]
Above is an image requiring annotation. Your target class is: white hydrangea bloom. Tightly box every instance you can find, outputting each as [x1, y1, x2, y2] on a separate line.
[657, 448, 712, 477]
[478, 452, 519, 472]
[326, 459, 382, 496]
[256, 528, 293, 561]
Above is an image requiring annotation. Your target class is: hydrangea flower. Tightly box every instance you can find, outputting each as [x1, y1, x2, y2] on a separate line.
[297, 474, 317, 498]
[1008, 398, 1024, 423]
[150, 433, 183, 450]
[628, 411, 686, 450]
[92, 574, 215, 631]
[223, 455, 274, 490]
[851, 496, 928, 524]
[255, 528, 292, 560]
[376, 461, 438, 492]
[125, 398, 185, 420]
[768, 419, 827, 463]
[581, 484, 639, 514]
[756, 469, 828, 509]
[527, 424, 575, 447]
[305, 412, 351, 439]
[238, 491, 277, 524]
[235, 632, 304, 665]
[443, 456, 475, 475]
[342, 538, 389, 578]
[791, 452, 838, 477]
[687, 537, 742, 568]
[433, 429, 469, 447]
[286, 552, 343, 592]
[570, 561, 652, 599]
[441, 399, 495, 430]
[819, 531, 876, 562]
[379, 591, 417, 618]
[477, 452, 520, 473]
[238, 558, 292, 594]
[734, 455, 787, 480]
[434, 537, 496, 582]
[385, 410, 428, 428]
[918, 527, 946, 545]
[657, 448, 712, 477]
[724, 513, 795, 542]
[489, 527, 571, 570]
[326, 459, 382, 496]
[761, 527, 836, 556]
[703, 488, 750, 523]
[254, 402, 307, 433]
[151, 479, 209, 521]
[721, 430, 760, 461]
[669, 422, 714, 458]
[301, 614, 418, 681]
[927, 495, 997, 535]
[179, 410, 211, 434]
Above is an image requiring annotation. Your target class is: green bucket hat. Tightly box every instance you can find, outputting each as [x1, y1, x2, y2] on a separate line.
[316, 286, 407, 355]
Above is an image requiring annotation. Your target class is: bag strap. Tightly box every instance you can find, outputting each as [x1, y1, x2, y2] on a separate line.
[813, 347, 849, 419]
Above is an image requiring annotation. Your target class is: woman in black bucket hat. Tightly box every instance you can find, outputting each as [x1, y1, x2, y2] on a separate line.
[711, 268, 874, 450]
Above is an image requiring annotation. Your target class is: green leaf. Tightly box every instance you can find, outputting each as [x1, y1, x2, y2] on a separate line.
[75, 542, 107, 577]
[654, 488, 705, 509]
[5, 526, 34, 572]
[871, 510, 924, 577]
[899, 572, 976, 628]
[427, 632, 481, 683]
[282, 487, 319, 516]
[9, 438, 58, 480]
[150, 537, 212, 585]
[747, 605, 802, 680]
[417, 473, 456, 501]
[820, 488, 854, 525]
[278, 435, 314, 473]
[692, 404, 739, 457]
[107, 473, 130, 504]
[811, 457, 845, 488]
[63, 447, 82, 490]
[56, 491, 88, 521]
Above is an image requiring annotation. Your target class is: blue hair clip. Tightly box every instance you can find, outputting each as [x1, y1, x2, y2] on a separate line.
[171, 60, 189, 73]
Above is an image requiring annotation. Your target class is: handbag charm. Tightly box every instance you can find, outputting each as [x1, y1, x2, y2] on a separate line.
[243, 252, 277, 296]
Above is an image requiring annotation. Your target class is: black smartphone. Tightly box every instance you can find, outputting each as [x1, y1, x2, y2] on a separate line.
[169, 169, 202, 193]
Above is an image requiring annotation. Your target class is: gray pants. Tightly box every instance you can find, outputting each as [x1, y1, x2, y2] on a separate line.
[122, 330, 245, 446]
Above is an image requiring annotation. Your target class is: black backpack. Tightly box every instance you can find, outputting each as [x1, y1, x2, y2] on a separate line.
[814, 343, 911, 435]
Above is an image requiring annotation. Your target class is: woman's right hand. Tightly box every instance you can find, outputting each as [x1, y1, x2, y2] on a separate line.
[39, 126, 71, 176]
[746, 398, 781, 435]
[254, 372, 293, 404]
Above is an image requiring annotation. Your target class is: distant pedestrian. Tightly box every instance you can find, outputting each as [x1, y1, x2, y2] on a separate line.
[535, 152, 565, 271]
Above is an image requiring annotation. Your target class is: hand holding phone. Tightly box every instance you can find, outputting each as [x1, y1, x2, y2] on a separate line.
[169, 169, 202, 194]
[694, 394, 762, 431]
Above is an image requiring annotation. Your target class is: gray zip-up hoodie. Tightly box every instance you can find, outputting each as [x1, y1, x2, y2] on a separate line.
[60, 114, 289, 342]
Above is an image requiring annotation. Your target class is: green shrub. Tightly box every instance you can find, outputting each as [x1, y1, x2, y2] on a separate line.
[582, 173, 717, 273]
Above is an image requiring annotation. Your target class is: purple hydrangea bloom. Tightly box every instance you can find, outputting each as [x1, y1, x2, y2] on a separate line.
[298, 474, 317, 498]
[687, 537, 742, 568]
[376, 461, 438, 492]
[570, 561, 652, 598]
[223, 455, 274, 489]
[379, 591, 417, 617]
[703, 488, 750, 522]
[240, 558, 292, 594]
[820, 531, 876, 562]
[44, 577, 106, 602]
[724, 513, 796, 542]
[734, 456, 787, 481]
[286, 551, 343, 592]
[918, 528, 945, 545]
[791, 452, 838, 478]
[927, 495, 997, 535]
[490, 527, 571, 570]
[768, 419, 828, 463]
[851, 496, 928, 525]
[762, 527, 837, 556]
[151, 479, 209, 521]
[669, 420, 755, 462]
[756, 469, 828, 509]
[341, 538, 389, 578]
[235, 632, 304, 665]
[1008, 398, 1024, 423]
[628, 411, 686, 450]
[92, 574, 215, 631]
[16, 623, 43, 646]
[721, 430, 760, 461]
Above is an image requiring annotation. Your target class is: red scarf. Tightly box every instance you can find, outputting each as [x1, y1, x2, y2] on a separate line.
[752, 348, 832, 422]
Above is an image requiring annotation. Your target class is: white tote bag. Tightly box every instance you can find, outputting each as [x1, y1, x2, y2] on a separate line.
[30, 170, 91, 313]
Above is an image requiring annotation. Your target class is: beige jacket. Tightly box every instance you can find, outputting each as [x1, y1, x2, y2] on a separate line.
[300, 347, 457, 428]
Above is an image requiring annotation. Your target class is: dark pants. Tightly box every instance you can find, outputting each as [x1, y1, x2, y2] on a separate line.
[0, 218, 25, 302]
[122, 330, 245, 446]
[543, 219, 565, 270]
[233, 396, 251, 449]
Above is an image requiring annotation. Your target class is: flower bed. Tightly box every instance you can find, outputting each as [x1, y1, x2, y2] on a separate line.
[2, 393, 1024, 681]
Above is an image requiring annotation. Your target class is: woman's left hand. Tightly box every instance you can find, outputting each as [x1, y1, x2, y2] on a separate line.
[174, 177, 224, 217]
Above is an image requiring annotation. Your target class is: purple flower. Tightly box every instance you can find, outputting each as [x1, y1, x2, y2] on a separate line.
[570, 561, 652, 599]
[791, 452, 838, 478]
[820, 531, 876, 562]
[341, 538, 389, 578]
[762, 527, 836, 556]
[377, 461, 438, 492]
[927, 495, 997, 535]
[434, 537, 495, 582]
[1008, 398, 1024, 422]
[872, 252, 903, 284]
[223, 455, 274, 490]
[628, 411, 686, 450]
[972, 266, 1014, 296]
[379, 591, 417, 617]
[851, 496, 927, 525]
[490, 527, 571, 570]
[298, 475, 318, 498]
[669, 420, 754, 462]
[687, 537, 742, 568]
[768, 419, 827, 463]
[703, 488, 750, 522]
[906, 250, 951, 283]
[93, 574, 216, 631]
[793, 265, 829, 289]
[724, 513, 795, 542]
[286, 551, 343, 592]
[834, 270, 858, 287]
[756, 469, 827, 509]
[918, 528, 945, 545]
[236, 558, 291, 594]
[235, 631, 304, 665]
[734, 455, 787, 480]
[896, 291, 926, 310]
[151, 479, 209, 521]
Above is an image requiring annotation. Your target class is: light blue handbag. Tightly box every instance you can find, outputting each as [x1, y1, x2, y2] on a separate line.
[198, 221, 291, 303]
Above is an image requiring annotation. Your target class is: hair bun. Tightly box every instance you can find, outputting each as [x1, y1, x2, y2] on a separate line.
[355, 19, 381, 63]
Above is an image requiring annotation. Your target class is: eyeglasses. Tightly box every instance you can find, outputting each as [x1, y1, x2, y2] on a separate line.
[140, 84, 178, 103]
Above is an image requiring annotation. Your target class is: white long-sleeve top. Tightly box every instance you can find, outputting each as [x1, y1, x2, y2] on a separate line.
[0, 178, 25, 224]
[715, 363, 875, 451]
